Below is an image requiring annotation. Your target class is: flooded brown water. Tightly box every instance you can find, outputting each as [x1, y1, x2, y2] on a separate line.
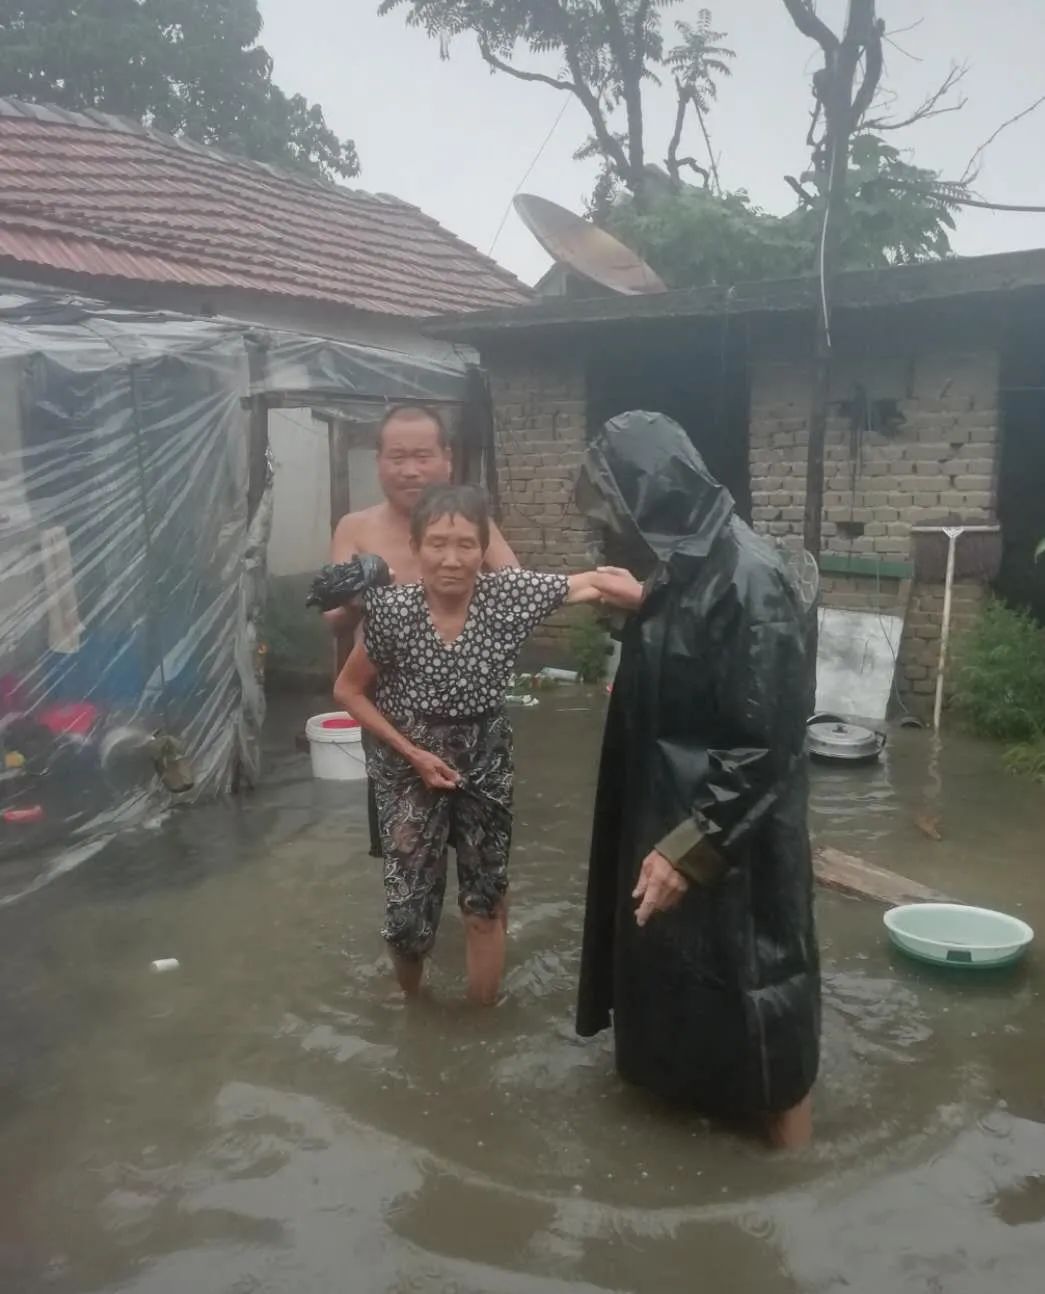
[2, 694, 1045, 1293]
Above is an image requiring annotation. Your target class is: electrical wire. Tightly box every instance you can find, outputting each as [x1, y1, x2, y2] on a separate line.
[487, 96, 572, 258]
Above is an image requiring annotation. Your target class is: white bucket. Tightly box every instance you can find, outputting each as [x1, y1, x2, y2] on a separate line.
[305, 712, 367, 782]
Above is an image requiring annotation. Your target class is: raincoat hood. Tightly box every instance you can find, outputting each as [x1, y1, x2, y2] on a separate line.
[581, 411, 735, 569]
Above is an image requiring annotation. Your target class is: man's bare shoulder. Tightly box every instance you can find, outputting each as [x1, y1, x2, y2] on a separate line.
[331, 504, 388, 558]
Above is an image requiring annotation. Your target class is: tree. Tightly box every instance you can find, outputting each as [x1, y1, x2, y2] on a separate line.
[384, 1, 962, 274]
[0, 0, 359, 180]
[776, 0, 968, 560]
[603, 134, 961, 290]
[380, 1, 737, 201]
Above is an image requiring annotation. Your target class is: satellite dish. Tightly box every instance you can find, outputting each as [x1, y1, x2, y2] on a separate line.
[513, 193, 668, 296]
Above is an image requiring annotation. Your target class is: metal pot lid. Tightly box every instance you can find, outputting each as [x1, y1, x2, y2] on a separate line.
[807, 720, 881, 759]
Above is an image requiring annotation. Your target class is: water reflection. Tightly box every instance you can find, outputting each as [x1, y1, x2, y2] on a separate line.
[0, 696, 1043, 1292]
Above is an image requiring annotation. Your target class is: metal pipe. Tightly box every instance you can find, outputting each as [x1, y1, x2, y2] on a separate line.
[933, 527, 959, 733]
[910, 525, 1000, 734]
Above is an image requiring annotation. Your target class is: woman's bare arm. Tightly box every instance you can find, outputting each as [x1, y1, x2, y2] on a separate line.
[565, 568, 647, 609]
[334, 642, 459, 790]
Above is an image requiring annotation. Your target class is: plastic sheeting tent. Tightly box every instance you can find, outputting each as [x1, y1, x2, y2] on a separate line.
[0, 286, 469, 864]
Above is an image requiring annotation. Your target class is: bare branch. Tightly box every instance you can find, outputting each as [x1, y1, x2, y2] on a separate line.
[693, 98, 722, 195]
[780, 0, 839, 53]
[881, 176, 1045, 214]
[785, 174, 817, 206]
[563, 44, 632, 178]
[850, 20, 885, 129]
[597, 0, 645, 180]
[886, 18, 925, 38]
[961, 93, 1045, 185]
[476, 0, 635, 186]
[666, 80, 688, 184]
[933, 193, 1045, 214]
[883, 35, 923, 63]
[864, 62, 968, 132]
[676, 158, 711, 188]
[476, 39, 573, 94]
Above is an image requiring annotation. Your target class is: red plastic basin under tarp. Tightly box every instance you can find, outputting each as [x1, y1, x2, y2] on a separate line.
[39, 703, 100, 737]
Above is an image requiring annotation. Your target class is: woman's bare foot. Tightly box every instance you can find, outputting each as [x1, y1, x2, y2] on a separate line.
[392, 953, 424, 996]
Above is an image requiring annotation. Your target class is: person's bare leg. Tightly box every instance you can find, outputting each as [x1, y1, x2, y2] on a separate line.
[464, 909, 506, 1005]
[765, 1093, 813, 1150]
[392, 953, 424, 997]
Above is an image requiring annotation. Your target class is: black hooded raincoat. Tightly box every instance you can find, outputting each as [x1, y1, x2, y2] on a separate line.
[576, 412, 820, 1115]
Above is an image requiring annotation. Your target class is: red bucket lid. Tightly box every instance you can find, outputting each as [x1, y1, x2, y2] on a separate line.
[3, 805, 45, 825]
[321, 716, 360, 730]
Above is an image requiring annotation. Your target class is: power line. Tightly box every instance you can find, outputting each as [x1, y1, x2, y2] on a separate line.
[486, 97, 572, 258]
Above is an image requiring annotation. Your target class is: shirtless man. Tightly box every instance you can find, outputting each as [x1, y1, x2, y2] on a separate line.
[324, 403, 517, 853]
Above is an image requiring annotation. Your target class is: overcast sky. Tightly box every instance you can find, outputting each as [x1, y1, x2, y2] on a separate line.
[257, 0, 1045, 286]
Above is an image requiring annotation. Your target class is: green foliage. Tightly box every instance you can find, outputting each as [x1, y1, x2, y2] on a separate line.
[0, 0, 358, 179]
[1003, 739, 1045, 784]
[668, 11, 734, 114]
[604, 185, 808, 287]
[568, 610, 611, 684]
[602, 135, 960, 289]
[952, 601, 1045, 743]
[792, 135, 960, 269]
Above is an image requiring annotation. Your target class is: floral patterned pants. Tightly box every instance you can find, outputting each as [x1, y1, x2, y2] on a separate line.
[364, 713, 513, 961]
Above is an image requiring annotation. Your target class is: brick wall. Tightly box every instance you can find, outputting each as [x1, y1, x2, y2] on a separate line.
[749, 345, 1000, 558]
[480, 327, 1003, 711]
[486, 344, 595, 655]
[750, 339, 1001, 720]
[895, 578, 987, 715]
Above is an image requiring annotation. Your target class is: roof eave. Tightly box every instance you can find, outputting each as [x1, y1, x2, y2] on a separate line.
[424, 247, 1045, 342]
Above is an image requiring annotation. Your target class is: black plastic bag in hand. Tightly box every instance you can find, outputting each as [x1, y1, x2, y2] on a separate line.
[306, 554, 392, 611]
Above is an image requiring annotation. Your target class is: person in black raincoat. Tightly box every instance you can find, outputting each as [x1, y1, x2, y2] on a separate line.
[575, 411, 820, 1148]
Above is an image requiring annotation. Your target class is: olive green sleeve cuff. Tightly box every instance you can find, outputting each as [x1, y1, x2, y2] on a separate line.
[656, 819, 726, 884]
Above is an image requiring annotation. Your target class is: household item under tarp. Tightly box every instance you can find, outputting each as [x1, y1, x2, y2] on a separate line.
[306, 712, 366, 782]
[814, 607, 904, 722]
[884, 902, 1033, 969]
[0, 283, 469, 866]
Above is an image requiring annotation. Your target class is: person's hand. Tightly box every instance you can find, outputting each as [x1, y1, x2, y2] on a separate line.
[410, 748, 461, 791]
[633, 849, 690, 926]
[593, 566, 645, 612]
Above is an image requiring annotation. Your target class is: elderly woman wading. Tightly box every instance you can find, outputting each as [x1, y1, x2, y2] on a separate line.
[336, 483, 626, 1004]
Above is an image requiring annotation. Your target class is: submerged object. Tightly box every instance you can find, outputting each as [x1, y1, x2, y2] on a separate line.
[884, 903, 1033, 969]
[538, 667, 579, 684]
[806, 717, 886, 764]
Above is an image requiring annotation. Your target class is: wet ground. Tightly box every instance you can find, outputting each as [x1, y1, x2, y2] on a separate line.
[2, 693, 1045, 1294]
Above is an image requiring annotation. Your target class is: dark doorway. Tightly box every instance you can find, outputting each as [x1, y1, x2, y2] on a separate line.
[586, 320, 751, 521]
[997, 324, 1045, 623]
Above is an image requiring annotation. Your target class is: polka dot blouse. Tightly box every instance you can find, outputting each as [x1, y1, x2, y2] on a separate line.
[363, 569, 570, 720]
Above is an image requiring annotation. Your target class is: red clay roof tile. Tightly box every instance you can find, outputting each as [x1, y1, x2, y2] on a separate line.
[0, 99, 533, 317]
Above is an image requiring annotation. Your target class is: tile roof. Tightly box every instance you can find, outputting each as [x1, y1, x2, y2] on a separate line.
[0, 98, 533, 318]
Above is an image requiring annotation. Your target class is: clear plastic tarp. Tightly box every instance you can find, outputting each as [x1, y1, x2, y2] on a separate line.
[0, 286, 468, 864]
